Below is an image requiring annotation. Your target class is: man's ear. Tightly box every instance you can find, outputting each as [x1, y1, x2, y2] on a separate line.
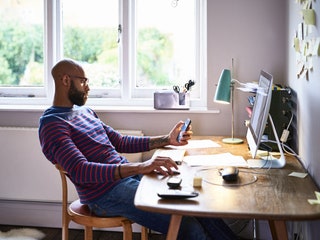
[62, 74, 70, 86]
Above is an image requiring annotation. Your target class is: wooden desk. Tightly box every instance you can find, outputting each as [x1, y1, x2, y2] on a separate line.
[134, 137, 320, 240]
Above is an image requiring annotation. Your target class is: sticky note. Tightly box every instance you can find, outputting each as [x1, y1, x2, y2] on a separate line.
[312, 38, 320, 56]
[308, 191, 320, 205]
[302, 9, 315, 25]
[294, 38, 300, 52]
[288, 172, 308, 178]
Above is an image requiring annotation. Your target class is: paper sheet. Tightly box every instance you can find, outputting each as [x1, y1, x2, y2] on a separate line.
[168, 139, 221, 149]
[153, 149, 186, 162]
[183, 152, 248, 167]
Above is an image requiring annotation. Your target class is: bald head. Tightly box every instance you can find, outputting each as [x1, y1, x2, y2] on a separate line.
[51, 59, 84, 83]
[51, 59, 89, 107]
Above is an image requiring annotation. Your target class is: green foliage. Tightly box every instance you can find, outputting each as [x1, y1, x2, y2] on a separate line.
[64, 26, 120, 87]
[137, 28, 173, 86]
[64, 27, 101, 63]
[0, 20, 43, 86]
[0, 56, 14, 85]
[0, 19, 173, 88]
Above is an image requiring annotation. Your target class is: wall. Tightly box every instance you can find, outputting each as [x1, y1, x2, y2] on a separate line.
[0, 0, 288, 239]
[207, 0, 287, 138]
[288, 0, 320, 185]
[287, 0, 320, 239]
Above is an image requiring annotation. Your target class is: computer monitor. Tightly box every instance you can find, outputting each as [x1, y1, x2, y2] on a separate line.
[246, 70, 286, 168]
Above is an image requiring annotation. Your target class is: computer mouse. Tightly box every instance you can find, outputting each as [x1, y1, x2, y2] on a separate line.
[221, 167, 239, 182]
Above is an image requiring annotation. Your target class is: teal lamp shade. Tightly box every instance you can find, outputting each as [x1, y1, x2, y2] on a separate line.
[214, 68, 243, 144]
[214, 69, 231, 104]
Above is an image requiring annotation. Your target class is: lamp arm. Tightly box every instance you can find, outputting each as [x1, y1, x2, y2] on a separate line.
[231, 78, 247, 86]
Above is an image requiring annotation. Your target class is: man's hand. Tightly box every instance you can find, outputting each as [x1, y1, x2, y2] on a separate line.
[168, 121, 193, 146]
[148, 121, 193, 150]
[139, 156, 178, 176]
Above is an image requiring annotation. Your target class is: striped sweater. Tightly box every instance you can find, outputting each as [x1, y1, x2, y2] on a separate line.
[38, 106, 150, 204]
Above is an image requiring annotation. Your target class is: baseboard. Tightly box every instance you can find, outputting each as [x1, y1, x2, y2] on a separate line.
[0, 200, 143, 232]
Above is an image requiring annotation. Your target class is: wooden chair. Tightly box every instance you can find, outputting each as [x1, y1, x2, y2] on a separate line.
[55, 164, 148, 240]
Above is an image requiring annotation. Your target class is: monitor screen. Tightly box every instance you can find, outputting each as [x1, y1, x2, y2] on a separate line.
[246, 70, 273, 159]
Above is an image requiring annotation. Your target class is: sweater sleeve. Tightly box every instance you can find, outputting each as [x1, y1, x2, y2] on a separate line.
[102, 123, 150, 153]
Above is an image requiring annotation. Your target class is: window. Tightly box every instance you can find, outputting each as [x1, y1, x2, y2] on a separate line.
[0, 0, 207, 107]
[62, 0, 120, 99]
[0, 0, 44, 100]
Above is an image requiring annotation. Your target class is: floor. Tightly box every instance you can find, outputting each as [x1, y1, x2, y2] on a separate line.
[0, 225, 166, 240]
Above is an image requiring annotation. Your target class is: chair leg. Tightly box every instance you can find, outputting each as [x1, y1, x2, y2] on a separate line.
[62, 218, 70, 240]
[62, 226, 68, 240]
[84, 226, 93, 240]
[141, 226, 148, 240]
[122, 220, 133, 240]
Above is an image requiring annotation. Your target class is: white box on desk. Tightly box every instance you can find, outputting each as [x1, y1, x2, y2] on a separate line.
[154, 90, 190, 110]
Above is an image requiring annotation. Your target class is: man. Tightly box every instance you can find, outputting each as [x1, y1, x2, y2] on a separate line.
[39, 59, 237, 239]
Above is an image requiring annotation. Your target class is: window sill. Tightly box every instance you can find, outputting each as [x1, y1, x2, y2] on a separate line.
[0, 104, 220, 114]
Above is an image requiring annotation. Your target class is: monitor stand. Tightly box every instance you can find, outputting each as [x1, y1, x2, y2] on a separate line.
[247, 114, 286, 168]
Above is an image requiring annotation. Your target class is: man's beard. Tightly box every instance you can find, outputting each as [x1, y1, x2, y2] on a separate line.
[68, 80, 87, 106]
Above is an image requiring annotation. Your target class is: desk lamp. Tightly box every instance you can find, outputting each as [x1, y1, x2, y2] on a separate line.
[214, 68, 243, 144]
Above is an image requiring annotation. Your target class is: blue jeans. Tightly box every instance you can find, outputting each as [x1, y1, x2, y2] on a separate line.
[88, 176, 237, 240]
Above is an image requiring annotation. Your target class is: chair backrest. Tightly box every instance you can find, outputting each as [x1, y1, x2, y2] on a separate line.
[55, 164, 70, 219]
[54, 164, 148, 240]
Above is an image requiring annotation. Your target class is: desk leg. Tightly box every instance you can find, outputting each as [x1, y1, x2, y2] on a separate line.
[166, 214, 182, 240]
[268, 220, 288, 240]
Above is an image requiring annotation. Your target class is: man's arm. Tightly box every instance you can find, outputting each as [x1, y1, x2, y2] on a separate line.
[116, 120, 193, 179]
[149, 135, 170, 149]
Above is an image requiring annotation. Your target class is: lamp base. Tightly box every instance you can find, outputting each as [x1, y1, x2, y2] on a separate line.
[222, 137, 244, 144]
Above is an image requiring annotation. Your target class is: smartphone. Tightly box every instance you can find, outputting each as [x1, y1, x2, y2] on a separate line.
[177, 118, 191, 142]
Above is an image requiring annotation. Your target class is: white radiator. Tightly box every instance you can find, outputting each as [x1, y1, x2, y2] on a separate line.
[0, 127, 76, 202]
[0, 127, 143, 202]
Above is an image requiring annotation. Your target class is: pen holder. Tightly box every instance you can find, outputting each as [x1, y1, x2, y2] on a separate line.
[179, 92, 189, 105]
[154, 90, 190, 110]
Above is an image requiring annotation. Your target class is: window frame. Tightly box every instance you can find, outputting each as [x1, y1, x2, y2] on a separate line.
[0, 0, 207, 108]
